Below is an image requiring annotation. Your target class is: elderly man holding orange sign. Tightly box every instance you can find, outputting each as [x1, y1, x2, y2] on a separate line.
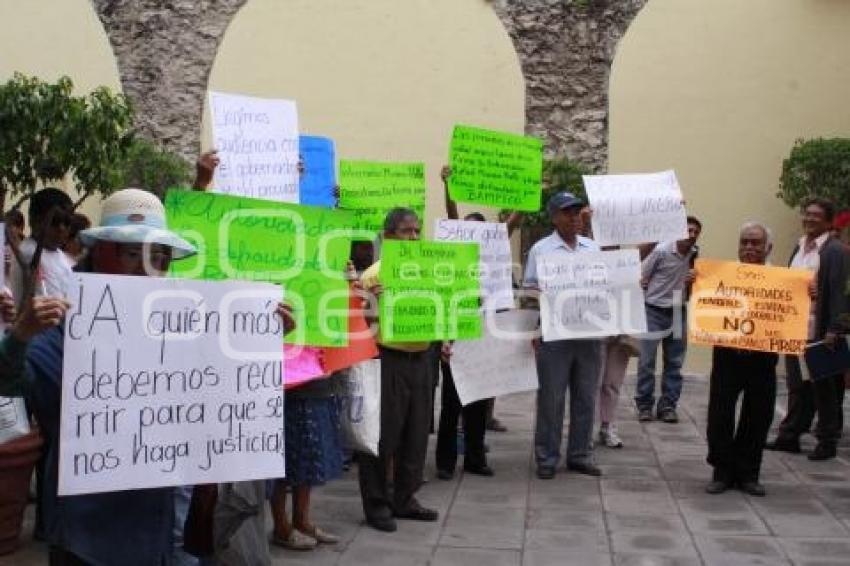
[690, 222, 813, 496]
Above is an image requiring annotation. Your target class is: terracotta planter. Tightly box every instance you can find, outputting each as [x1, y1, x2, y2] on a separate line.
[0, 429, 43, 555]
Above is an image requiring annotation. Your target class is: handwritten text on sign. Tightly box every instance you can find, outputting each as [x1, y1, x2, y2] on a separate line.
[379, 240, 481, 342]
[583, 170, 688, 247]
[165, 190, 354, 347]
[338, 160, 426, 236]
[451, 310, 539, 406]
[209, 91, 299, 202]
[537, 249, 647, 341]
[689, 259, 812, 355]
[448, 125, 543, 212]
[60, 275, 286, 495]
[433, 219, 514, 311]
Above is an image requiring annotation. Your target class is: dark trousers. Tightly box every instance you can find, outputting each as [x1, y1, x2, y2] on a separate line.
[49, 547, 90, 566]
[706, 347, 777, 483]
[358, 347, 432, 519]
[435, 360, 487, 472]
[777, 355, 846, 446]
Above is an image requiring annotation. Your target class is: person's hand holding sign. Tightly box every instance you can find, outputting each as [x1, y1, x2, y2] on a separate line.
[12, 296, 70, 342]
[275, 303, 296, 336]
[0, 290, 16, 325]
[192, 150, 220, 191]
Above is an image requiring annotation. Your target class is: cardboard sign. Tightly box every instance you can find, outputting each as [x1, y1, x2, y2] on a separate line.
[299, 135, 336, 208]
[338, 160, 426, 235]
[689, 259, 813, 354]
[537, 249, 647, 341]
[433, 219, 514, 311]
[321, 290, 379, 373]
[583, 170, 688, 246]
[165, 190, 354, 347]
[448, 125, 543, 212]
[60, 274, 285, 495]
[379, 240, 481, 341]
[451, 310, 539, 405]
[209, 91, 299, 202]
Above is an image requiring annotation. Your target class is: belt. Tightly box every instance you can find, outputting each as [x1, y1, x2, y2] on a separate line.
[379, 346, 429, 359]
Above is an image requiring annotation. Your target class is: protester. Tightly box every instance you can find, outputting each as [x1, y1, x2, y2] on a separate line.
[270, 371, 344, 550]
[705, 222, 777, 496]
[6, 188, 197, 565]
[358, 207, 438, 532]
[443, 165, 521, 434]
[62, 213, 91, 267]
[634, 216, 702, 423]
[9, 188, 75, 306]
[598, 336, 634, 448]
[433, 166, 520, 479]
[767, 197, 848, 460]
[524, 192, 602, 479]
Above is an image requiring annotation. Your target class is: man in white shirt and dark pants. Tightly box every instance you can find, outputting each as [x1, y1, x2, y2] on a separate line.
[524, 192, 602, 480]
[767, 197, 848, 461]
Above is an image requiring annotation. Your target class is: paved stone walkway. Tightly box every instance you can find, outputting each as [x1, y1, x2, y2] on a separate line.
[4, 373, 849, 565]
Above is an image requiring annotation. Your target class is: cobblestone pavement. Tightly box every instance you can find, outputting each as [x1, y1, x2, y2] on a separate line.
[4, 372, 849, 565]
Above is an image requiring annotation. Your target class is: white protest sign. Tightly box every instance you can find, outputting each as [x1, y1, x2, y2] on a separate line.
[537, 249, 647, 341]
[433, 219, 514, 311]
[583, 170, 688, 246]
[209, 91, 299, 202]
[60, 274, 286, 495]
[452, 310, 539, 405]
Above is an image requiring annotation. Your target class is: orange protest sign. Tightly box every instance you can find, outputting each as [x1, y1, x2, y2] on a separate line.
[321, 291, 379, 374]
[689, 259, 813, 355]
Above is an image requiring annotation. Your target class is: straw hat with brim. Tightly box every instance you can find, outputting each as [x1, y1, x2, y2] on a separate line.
[79, 188, 197, 260]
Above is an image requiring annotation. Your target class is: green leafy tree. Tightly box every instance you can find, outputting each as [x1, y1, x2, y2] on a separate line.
[0, 73, 134, 212]
[778, 138, 850, 211]
[105, 138, 192, 202]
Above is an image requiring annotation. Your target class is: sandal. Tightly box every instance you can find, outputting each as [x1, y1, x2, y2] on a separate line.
[298, 525, 340, 545]
[271, 529, 317, 551]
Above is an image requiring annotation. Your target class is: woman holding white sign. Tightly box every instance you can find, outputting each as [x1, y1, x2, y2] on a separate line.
[1, 188, 295, 566]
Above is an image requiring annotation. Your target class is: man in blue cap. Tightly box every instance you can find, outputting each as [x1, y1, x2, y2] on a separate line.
[523, 192, 602, 479]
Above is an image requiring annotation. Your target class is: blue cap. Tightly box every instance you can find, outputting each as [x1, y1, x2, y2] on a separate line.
[547, 192, 584, 216]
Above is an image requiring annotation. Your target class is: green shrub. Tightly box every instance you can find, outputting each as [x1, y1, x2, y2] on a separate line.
[778, 138, 850, 211]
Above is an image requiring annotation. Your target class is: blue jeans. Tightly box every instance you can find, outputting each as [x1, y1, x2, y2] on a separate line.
[534, 339, 601, 469]
[635, 304, 687, 412]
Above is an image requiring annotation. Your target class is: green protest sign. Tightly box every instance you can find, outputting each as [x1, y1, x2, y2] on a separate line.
[338, 160, 427, 236]
[379, 240, 481, 342]
[164, 190, 354, 346]
[448, 124, 543, 212]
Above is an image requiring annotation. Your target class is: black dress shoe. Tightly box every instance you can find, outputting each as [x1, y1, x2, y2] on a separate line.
[705, 480, 731, 495]
[366, 515, 397, 532]
[436, 469, 454, 481]
[464, 464, 494, 477]
[808, 443, 837, 461]
[536, 466, 555, 480]
[566, 461, 602, 477]
[765, 437, 801, 453]
[738, 481, 766, 497]
[394, 502, 439, 522]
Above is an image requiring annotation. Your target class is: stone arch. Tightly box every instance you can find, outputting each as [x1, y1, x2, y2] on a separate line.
[93, 0, 648, 173]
